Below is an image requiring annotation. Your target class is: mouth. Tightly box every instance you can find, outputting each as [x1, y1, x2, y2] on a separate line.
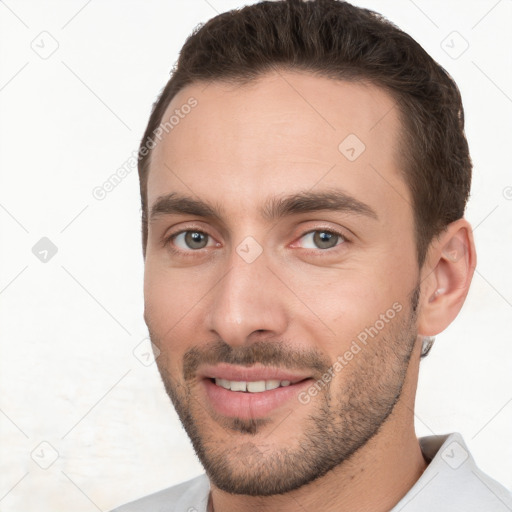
[198, 364, 314, 420]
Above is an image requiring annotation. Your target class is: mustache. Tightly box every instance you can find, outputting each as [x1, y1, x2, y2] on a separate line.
[182, 340, 331, 382]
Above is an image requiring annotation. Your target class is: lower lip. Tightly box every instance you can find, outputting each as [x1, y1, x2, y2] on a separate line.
[202, 378, 313, 420]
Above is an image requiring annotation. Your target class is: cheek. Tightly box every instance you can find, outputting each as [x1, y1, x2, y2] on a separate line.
[143, 263, 206, 355]
[280, 260, 410, 353]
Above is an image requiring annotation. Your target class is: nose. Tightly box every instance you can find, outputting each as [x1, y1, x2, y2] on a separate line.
[205, 246, 289, 346]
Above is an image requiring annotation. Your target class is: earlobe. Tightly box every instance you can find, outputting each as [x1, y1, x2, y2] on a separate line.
[417, 219, 477, 336]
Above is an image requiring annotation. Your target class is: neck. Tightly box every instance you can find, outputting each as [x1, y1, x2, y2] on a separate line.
[209, 344, 427, 512]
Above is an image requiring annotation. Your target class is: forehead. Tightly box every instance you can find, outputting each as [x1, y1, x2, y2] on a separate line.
[147, 70, 409, 217]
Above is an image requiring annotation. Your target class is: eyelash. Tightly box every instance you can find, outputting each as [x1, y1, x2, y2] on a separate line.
[162, 226, 350, 257]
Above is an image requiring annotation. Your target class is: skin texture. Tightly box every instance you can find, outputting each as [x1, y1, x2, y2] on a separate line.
[143, 70, 476, 512]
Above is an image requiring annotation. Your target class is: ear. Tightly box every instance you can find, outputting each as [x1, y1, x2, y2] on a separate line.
[417, 218, 477, 336]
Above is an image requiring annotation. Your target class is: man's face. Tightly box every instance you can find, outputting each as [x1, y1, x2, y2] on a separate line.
[144, 71, 422, 495]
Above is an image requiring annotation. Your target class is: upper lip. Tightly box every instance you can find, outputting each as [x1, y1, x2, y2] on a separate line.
[198, 363, 312, 383]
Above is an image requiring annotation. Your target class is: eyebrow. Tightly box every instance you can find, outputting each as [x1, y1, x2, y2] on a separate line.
[149, 194, 224, 222]
[149, 190, 378, 223]
[262, 190, 378, 221]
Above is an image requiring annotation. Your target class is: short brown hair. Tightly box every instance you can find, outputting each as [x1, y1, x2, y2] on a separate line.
[138, 0, 472, 265]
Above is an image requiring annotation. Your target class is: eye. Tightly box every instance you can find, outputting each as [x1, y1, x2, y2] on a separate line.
[171, 230, 215, 250]
[298, 230, 346, 250]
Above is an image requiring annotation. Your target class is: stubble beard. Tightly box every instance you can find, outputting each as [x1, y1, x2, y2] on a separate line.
[151, 288, 420, 496]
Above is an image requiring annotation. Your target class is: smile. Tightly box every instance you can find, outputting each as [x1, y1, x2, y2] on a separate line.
[198, 364, 314, 420]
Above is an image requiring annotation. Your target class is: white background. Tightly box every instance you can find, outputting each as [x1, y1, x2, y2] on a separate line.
[0, 0, 511, 510]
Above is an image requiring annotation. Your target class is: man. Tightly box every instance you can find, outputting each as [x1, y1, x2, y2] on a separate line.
[112, 0, 512, 510]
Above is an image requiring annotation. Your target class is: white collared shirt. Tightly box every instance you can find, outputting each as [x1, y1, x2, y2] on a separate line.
[111, 432, 512, 511]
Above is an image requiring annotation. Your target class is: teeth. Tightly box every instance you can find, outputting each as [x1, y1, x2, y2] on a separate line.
[230, 381, 247, 392]
[214, 378, 294, 392]
[216, 378, 230, 390]
[265, 379, 280, 391]
[247, 381, 266, 393]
